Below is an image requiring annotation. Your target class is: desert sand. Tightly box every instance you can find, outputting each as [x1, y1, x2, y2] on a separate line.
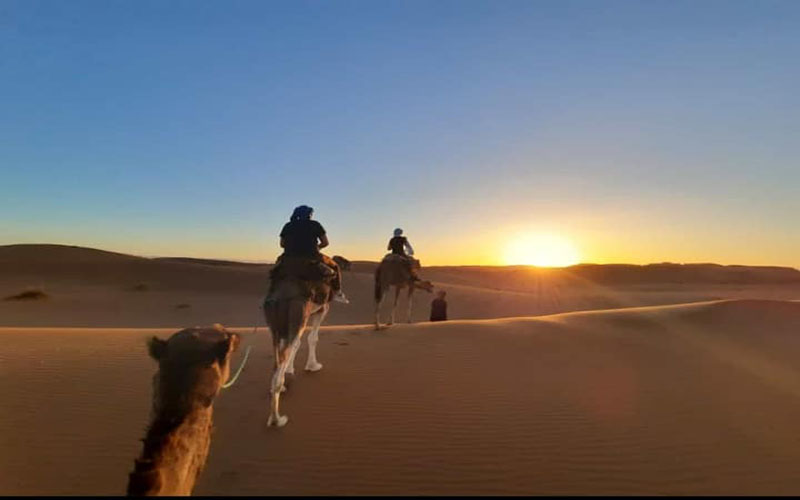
[2, 245, 800, 494]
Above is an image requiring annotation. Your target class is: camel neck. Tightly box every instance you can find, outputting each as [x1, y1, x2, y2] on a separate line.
[127, 405, 214, 496]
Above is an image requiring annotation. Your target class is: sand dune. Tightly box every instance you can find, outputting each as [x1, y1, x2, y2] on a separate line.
[2, 244, 799, 327]
[2, 299, 800, 494]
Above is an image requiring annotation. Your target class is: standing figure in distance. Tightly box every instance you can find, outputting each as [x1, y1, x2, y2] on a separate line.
[430, 290, 448, 322]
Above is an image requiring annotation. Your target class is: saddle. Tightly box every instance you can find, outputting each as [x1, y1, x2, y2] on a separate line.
[268, 256, 335, 302]
[382, 253, 421, 269]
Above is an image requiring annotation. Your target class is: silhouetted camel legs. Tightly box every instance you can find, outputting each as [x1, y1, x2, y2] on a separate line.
[267, 300, 307, 427]
[406, 285, 414, 323]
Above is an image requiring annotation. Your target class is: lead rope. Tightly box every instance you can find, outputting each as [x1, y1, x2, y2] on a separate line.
[221, 309, 262, 389]
[221, 345, 251, 389]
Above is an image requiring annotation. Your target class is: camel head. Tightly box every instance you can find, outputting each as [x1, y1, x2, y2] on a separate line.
[414, 280, 435, 293]
[332, 255, 352, 271]
[147, 324, 241, 416]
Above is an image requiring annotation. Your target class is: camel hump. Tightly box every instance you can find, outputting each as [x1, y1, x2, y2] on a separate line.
[271, 256, 333, 282]
[382, 253, 421, 269]
[332, 255, 351, 270]
[382, 253, 407, 264]
[267, 256, 334, 305]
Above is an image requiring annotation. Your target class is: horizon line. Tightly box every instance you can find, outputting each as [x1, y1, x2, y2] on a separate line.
[2, 242, 799, 272]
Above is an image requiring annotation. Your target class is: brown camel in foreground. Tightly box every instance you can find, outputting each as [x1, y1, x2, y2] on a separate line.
[374, 254, 434, 330]
[263, 258, 333, 427]
[127, 324, 241, 496]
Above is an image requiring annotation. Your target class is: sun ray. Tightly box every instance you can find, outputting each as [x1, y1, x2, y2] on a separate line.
[503, 233, 581, 268]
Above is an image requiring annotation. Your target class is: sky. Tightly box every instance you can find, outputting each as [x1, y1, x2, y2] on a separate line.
[1, 0, 798, 267]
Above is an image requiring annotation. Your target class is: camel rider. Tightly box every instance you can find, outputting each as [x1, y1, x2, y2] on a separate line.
[277, 205, 349, 304]
[388, 228, 414, 257]
[387, 228, 420, 280]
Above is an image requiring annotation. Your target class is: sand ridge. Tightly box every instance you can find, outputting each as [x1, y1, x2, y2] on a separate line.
[2, 244, 800, 327]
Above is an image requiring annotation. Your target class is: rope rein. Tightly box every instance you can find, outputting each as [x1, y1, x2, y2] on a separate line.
[221, 345, 252, 389]
[221, 310, 261, 390]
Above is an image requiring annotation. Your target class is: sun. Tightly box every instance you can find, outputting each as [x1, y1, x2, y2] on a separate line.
[503, 233, 581, 267]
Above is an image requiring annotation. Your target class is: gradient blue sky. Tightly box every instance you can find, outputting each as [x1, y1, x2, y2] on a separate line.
[2, 0, 798, 266]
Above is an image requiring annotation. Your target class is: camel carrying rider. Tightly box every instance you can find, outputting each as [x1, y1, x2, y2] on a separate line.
[270, 205, 349, 304]
[387, 228, 420, 281]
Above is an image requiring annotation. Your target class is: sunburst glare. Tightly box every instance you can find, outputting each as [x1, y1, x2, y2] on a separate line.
[503, 233, 581, 267]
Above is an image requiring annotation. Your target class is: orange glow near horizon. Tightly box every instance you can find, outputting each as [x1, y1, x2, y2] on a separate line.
[502, 233, 582, 268]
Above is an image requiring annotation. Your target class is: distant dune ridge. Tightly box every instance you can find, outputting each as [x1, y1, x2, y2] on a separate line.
[3, 243, 798, 282]
[1, 243, 798, 327]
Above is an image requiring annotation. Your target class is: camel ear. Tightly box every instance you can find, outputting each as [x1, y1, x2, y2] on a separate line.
[230, 333, 241, 352]
[148, 337, 168, 360]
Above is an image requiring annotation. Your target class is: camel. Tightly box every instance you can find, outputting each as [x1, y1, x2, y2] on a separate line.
[262, 257, 333, 427]
[127, 324, 241, 496]
[374, 254, 434, 330]
[332, 255, 351, 271]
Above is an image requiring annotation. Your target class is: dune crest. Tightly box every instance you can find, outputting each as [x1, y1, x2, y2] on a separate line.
[2, 244, 799, 328]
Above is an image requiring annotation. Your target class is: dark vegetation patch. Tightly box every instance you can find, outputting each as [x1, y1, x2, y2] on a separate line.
[4, 289, 49, 301]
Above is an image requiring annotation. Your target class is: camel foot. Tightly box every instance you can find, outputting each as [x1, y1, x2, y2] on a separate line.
[267, 415, 289, 427]
[305, 361, 323, 372]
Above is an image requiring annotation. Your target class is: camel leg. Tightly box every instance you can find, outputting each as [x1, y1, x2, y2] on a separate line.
[279, 329, 306, 393]
[305, 306, 328, 372]
[267, 337, 298, 427]
[268, 302, 308, 428]
[264, 306, 290, 391]
[375, 289, 387, 330]
[389, 286, 400, 326]
[406, 286, 414, 323]
[285, 330, 303, 377]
